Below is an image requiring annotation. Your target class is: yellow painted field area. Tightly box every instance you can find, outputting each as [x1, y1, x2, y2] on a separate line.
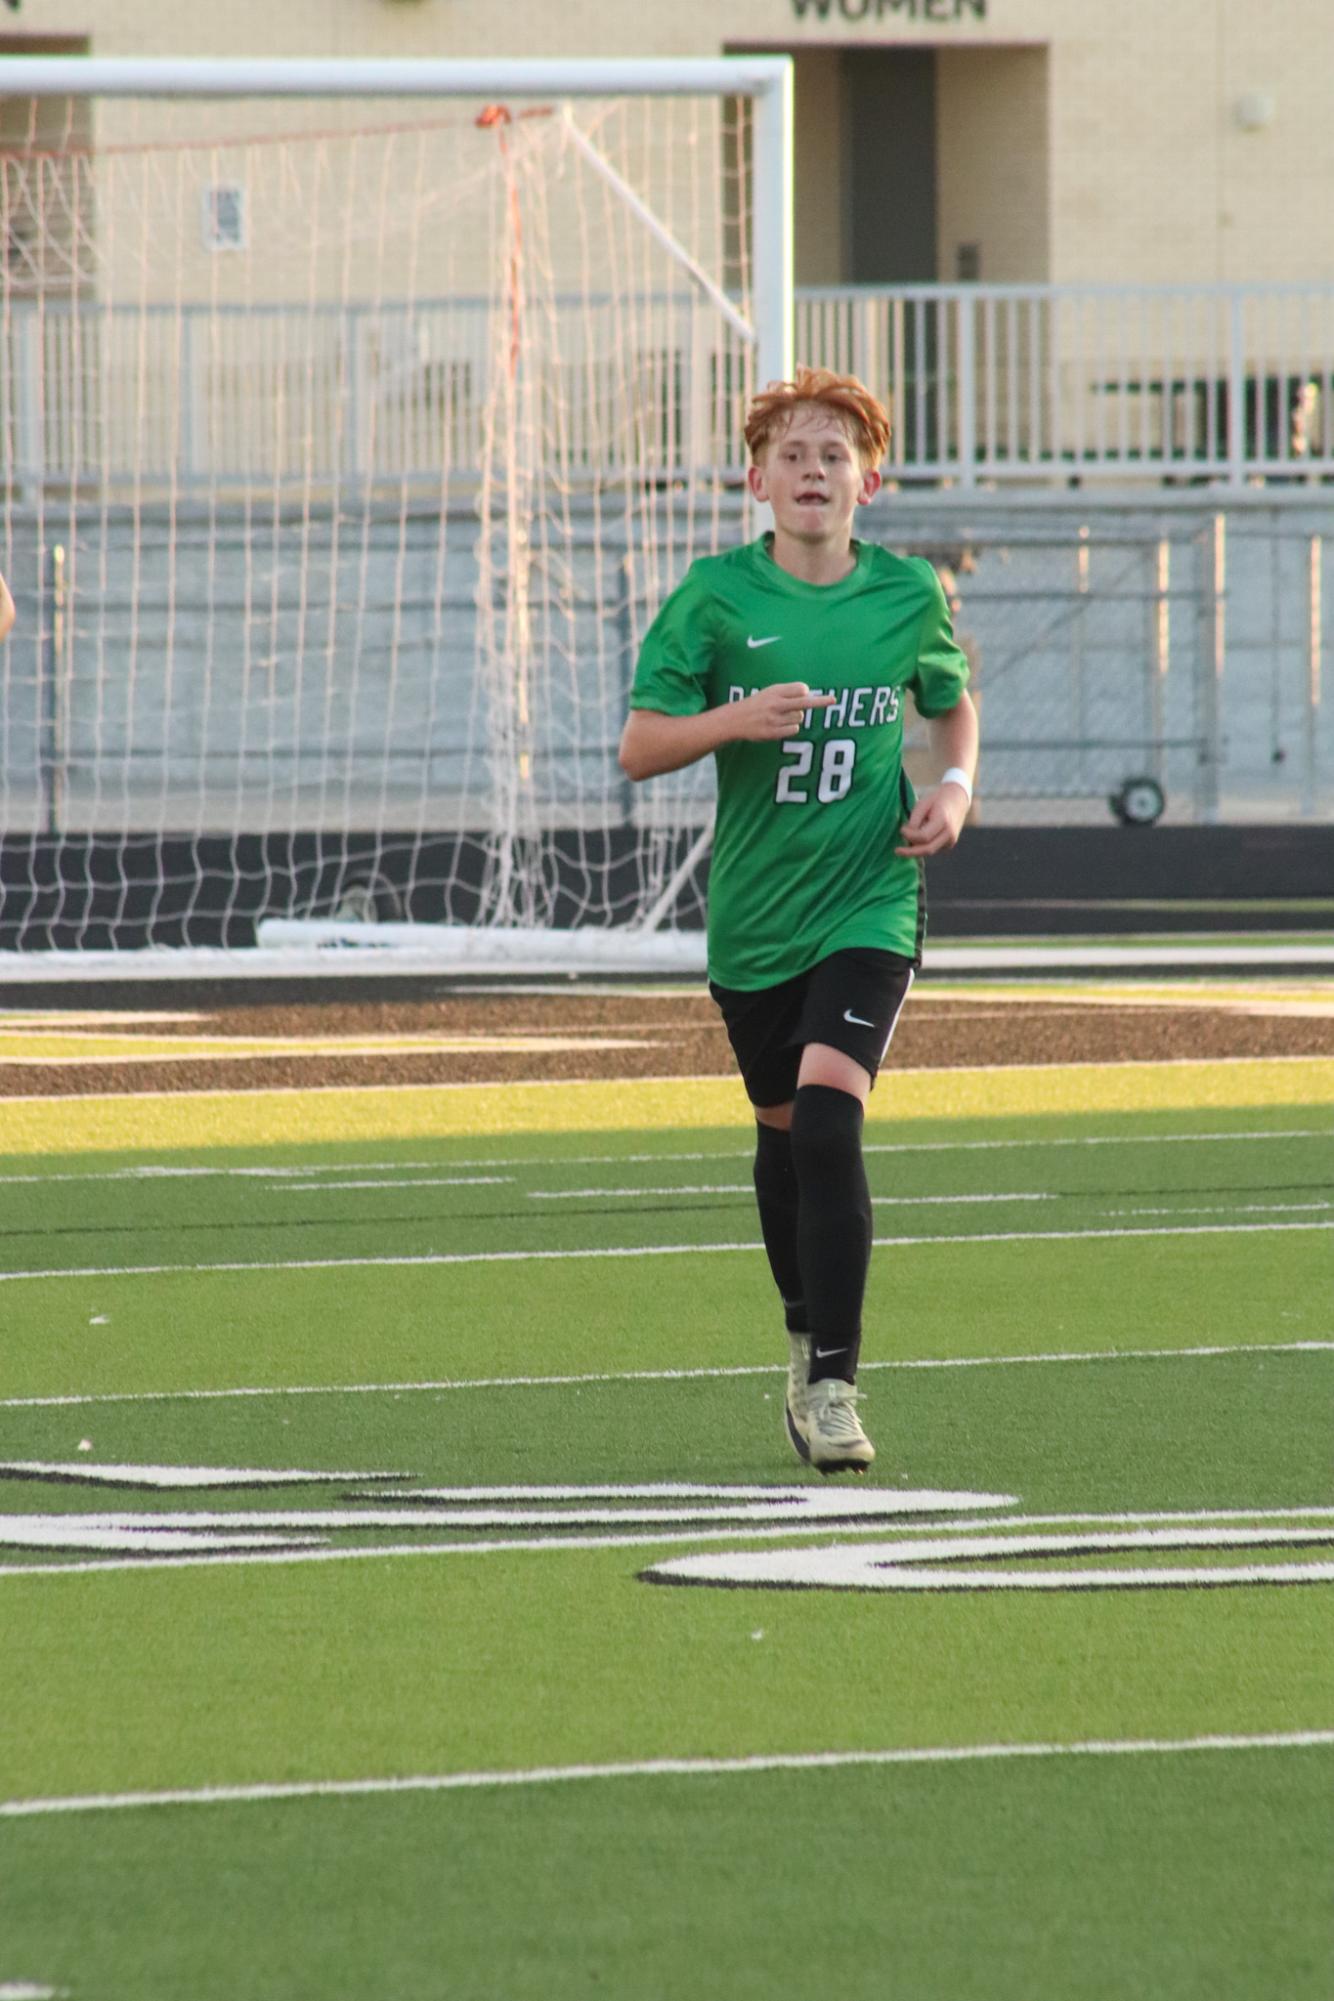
[925, 981, 1334, 1016]
[2, 1056, 1333, 1155]
[0, 1032, 648, 1064]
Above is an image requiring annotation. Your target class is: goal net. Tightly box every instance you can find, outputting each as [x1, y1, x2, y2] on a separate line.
[0, 58, 791, 973]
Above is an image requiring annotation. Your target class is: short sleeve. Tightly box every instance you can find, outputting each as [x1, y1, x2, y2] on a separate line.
[629, 563, 716, 717]
[907, 559, 971, 718]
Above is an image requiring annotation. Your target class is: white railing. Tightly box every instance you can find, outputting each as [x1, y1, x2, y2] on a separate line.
[4, 284, 1334, 491]
[797, 283, 1334, 485]
[0, 296, 755, 490]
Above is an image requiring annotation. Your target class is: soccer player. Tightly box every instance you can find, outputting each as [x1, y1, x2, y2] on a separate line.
[0, 570, 13, 643]
[619, 367, 977, 1474]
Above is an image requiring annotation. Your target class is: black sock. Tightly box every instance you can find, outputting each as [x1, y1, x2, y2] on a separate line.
[789, 1084, 872, 1384]
[752, 1121, 807, 1333]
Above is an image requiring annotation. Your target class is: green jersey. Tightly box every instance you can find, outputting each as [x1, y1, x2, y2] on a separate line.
[630, 534, 970, 990]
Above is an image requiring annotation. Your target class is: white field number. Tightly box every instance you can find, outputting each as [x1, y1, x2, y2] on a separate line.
[643, 1522, 1334, 1593]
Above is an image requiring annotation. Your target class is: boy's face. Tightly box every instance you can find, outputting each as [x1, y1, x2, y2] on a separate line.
[747, 406, 882, 545]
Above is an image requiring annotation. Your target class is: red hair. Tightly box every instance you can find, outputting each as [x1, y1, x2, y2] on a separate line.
[744, 366, 890, 468]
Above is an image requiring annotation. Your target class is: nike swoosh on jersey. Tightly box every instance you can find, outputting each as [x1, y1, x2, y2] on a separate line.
[746, 635, 782, 649]
[843, 1009, 875, 1027]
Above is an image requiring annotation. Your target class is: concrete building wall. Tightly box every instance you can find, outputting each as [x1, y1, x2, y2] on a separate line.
[791, 49, 845, 287]
[2, 0, 1330, 286]
[937, 45, 1050, 283]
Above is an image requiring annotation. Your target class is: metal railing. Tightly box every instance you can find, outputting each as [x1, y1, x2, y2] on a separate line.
[4, 283, 1334, 490]
[798, 283, 1334, 486]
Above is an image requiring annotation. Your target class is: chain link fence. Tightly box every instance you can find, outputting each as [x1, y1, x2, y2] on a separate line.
[889, 496, 1330, 826]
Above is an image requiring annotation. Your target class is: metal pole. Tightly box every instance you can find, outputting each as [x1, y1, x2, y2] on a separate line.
[956, 293, 977, 488]
[1151, 536, 1170, 788]
[40, 542, 66, 839]
[1305, 533, 1322, 817]
[751, 61, 794, 390]
[0, 55, 798, 99]
[1196, 513, 1226, 823]
[1226, 291, 1247, 490]
[617, 557, 636, 828]
[639, 816, 715, 934]
[1073, 523, 1090, 791]
[559, 110, 753, 345]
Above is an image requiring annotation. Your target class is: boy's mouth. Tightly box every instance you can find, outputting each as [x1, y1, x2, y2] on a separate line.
[797, 493, 827, 507]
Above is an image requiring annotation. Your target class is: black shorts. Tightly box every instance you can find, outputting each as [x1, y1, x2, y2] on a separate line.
[709, 947, 916, 1109]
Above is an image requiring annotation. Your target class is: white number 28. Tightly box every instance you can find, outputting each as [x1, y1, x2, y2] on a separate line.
[775, 737, 857, 805]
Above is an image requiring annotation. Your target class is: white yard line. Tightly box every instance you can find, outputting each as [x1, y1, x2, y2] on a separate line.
[2, 1216, 1333, 1287]
[0, 1127, 1329, 1188]
[4, 1340, 1329, 1412]
[274, 1178, 514, 1191]
[3, 1731, 1331, 1821]
[0, 1162, 453, 1187]
[1104, 1201, 1334, 1218]
[528, 1187, 1057, 1204]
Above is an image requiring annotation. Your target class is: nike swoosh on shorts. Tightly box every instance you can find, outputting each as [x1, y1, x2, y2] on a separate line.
[843, 1009, 874, 1027]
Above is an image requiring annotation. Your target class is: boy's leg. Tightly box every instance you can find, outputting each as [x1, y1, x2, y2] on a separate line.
[785, 952, 915, 1472]
[708, 971, 807, 1334]
[751, 1105, 805, 1333]
[788, 1046, 877, 1472]
[710, 954, 909, 1470]
[789, 1047, 872, 1386]
[752, 1102, 813, 1466]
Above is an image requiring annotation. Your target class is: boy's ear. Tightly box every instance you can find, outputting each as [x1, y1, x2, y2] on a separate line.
[747, 462, 769, 502]
[858, 468, 883, 504]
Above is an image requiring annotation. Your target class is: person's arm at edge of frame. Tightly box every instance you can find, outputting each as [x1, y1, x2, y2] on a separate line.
[0, 572, 14, 643]
[893, 690, 979, 860]
[619, 681, 835, 782]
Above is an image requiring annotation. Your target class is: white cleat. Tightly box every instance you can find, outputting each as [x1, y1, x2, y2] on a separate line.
[805, 1378, 875, 1475]
[784, 1332, 812, 1464]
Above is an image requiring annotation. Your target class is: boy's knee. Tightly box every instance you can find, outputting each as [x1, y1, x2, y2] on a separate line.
[789, 1081, 864, 1178]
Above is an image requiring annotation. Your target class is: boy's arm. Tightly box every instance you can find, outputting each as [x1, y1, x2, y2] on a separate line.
[0, 572, 14, 643]
[894, 691, 979, 859]
[619, 683, 834, 782]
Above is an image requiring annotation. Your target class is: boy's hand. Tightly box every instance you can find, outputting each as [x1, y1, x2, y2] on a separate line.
[894, 779, 970, 859]
[732, 682, 836, 742]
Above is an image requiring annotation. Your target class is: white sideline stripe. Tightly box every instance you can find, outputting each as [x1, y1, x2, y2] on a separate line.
[1106, 1201, 1334, 1218]
[529, 1186, 1057, 1204]
[4, 1731, 1332, 1820]
[0, 1128, 1328, 1186]
[276, 1177, 514, 1191]
[3, 1340, 1330, 1411]
[3, 1216, 1334, 1285]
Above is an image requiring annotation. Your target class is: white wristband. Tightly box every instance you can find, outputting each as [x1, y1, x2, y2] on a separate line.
[940, 765, 973, 804]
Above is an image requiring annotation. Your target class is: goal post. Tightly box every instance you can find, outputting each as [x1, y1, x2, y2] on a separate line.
[0, 55, 793, 977]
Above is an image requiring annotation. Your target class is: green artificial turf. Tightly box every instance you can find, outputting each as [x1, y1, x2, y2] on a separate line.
[4, 1745, 1332, 2000]
[1, 1099, 1332, 1999]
